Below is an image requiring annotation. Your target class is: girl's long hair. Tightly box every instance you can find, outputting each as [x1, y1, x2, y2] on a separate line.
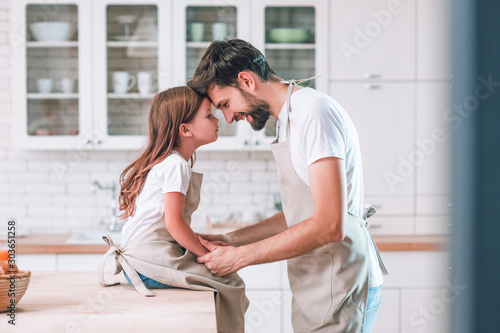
[118, 86, 204, 219]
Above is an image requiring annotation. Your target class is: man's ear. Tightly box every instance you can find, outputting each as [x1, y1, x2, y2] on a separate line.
[179, 123, 192, 138]
[237, 71, 256, 91]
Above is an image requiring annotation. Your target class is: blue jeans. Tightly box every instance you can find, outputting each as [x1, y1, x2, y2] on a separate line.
[123, 271, 177, 289]
[364, 285, 382, 332]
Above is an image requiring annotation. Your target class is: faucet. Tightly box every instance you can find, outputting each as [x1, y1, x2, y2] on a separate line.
[90, 180, 125, 232]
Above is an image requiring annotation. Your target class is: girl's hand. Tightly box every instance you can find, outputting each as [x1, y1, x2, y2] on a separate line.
[211, 240, 229, 247]
[195, 233, 232, 246]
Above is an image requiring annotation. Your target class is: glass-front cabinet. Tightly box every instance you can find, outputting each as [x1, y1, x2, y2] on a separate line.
[252, 0, 328, 148]
[12, 0, 92, 149]
[93, 0, 170, 150]
[173, 1, 253, 151]
[12, 0, 327, 151]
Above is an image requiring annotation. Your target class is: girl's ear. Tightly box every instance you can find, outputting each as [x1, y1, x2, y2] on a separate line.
[179, 123, 192, 138]
[237, 71, 256, 91]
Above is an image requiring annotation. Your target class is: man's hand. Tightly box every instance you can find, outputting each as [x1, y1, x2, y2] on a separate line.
[196, 236, 245, 276]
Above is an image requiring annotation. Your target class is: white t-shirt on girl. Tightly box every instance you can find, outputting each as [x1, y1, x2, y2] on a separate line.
[121, 150, 191, 246]
[277, 87, 383, 288]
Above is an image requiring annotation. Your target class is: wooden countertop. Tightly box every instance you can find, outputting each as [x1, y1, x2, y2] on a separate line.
[15, 233, 448, 254]
[0, 271, 217, 333]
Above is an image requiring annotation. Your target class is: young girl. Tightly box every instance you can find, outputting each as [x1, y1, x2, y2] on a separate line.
[98, 86, 248, 333]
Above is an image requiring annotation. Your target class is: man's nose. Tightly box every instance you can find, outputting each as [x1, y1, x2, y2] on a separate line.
[222, 109, 234, 124]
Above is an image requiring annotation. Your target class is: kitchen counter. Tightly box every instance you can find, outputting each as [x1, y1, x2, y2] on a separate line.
[15, 233, 448, 253]
[0, 271, 217, 333]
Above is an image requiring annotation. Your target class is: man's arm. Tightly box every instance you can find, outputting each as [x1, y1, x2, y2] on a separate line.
[197, 157, 347, 276]
[198, 211, 287, 247]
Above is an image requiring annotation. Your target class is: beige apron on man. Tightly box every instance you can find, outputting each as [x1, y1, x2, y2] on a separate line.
[271, 78, 388, 332]
[98, 169, 249, 333]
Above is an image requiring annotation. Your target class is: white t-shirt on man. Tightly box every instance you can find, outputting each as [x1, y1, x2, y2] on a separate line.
[276, 87, 383, 288]
[121, 150, 191, 246]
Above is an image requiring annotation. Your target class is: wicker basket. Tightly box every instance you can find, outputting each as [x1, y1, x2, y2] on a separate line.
[0, 270, 31, 313]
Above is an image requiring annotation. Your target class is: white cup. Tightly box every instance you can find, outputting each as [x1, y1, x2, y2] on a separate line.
[36, 78, 53, 93]
[137, 71, 154, 95]
[57, 78, 75, 93]
[212, 22, 229, 41]
[189, 22, 204, 42]
[113, 71, 136, 94]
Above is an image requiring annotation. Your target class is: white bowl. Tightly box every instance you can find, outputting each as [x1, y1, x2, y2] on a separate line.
[29, 21, 76, 42]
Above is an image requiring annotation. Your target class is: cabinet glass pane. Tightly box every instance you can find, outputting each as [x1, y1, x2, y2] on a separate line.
[106, 5, 158, 136]
[26, 5, 79, 136]
[265, 7, 315, 43]
[186, 6, 237, 138]
[264, 7, 316, 139]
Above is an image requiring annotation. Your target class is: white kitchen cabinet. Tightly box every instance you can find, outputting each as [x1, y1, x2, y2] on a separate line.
[245, 290, 283, 333]
[172, 1, 255, 151]
[12, 0, 92, 150]
[329, 83, 415, 220]
[251, 0, 328, 148]
[401, 288, 451, 333]
[366, 216, 414, 236]
[91, 0, 171, 150]
[372, 289, 400, 333]
[12, 0, 170, 150]
[330, 0, 416, 80]
[417, 0, 451, 80]
[415, 82, 451, 196]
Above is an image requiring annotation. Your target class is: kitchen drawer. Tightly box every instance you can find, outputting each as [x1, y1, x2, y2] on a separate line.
[415, 216, 450, 236]
[416, 196, 452, 215]
[239, 261, 283, 290]
[401, 288, 451, 333]
[364, 196, 415, 215]
[245, 290, 283, 333]
[366, 217, 414, 236]
[381, 251, 450, 288]
[17, 254, 57, 271]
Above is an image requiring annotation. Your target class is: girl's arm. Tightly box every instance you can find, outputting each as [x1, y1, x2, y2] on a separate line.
[163, 192, 209, 257]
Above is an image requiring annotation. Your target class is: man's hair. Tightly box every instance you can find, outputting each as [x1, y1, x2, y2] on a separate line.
[187, 39, 280, 95]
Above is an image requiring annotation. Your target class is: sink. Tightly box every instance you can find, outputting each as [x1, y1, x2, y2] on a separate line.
[66, 231, 122, 245]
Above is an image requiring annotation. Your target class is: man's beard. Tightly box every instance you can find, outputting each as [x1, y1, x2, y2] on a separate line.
[238, 89, 271, 131]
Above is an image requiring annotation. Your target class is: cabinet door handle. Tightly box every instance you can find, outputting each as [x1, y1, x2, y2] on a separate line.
[368, 224, 382, 229]
[364, 84, 382, 90]
[93, 137, 102, 145]
[363, 73, 382, 79]
[244, 139, 249, 145]
[83, 137, 91, 145]
[255, 140, 260, 146]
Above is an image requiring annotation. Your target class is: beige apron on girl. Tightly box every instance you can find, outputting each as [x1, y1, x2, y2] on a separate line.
[98, 171, 249, 333]
[271, 79, 388, 332]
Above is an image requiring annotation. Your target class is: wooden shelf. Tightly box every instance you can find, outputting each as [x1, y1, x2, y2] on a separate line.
[26, 41, 78, 48]
[186, 41, 212, 49]
[107, 41, 158, 48]
[27, 93, 78, 99]
[265, 43, 315, 50]
[107, 93, 155, 99]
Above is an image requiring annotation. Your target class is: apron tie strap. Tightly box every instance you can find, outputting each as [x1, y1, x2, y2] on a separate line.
[98, 233, 155, 297]
[361, 207, 389, 276]
[280, 74, 321, 85]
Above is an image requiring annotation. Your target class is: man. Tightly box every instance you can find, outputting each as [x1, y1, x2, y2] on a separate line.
[188, 39, 388, 333]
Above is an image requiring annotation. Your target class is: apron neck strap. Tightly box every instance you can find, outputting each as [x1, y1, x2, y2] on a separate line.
[278, 75, 321, 141]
